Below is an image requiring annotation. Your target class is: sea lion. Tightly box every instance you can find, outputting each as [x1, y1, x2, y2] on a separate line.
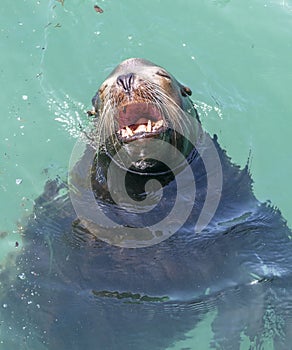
[71, 57, 213, 247]
[1, 58, 292, 350]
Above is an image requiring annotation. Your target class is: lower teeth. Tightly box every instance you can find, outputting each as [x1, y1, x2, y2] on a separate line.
[119, 120, 164, 138]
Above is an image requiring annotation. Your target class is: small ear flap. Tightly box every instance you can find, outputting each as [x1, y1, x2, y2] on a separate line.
[180, 85, 192, 97]
[87, 108, 97, 117]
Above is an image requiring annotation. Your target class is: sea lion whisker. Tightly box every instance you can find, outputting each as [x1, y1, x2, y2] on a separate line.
[96, 102, 113, 148]
[99, 97, 129, 167]
[141, 83, 172, 126]
[155, 89, 192, 132]
[152, 90, 184, 130]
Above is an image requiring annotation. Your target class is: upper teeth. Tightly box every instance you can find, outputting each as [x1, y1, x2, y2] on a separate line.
[147, 119, 151, 132]
[152, 120, 164, 131]
[118, 119, 165, 138]
[125, 126, 133, 136]
[135, 124, 147, 133]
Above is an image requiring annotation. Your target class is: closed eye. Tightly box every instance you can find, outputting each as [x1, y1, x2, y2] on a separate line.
[156, 70, 171, 80]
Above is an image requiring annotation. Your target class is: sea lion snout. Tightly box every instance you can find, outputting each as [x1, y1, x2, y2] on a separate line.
[116, 72, 135, 94]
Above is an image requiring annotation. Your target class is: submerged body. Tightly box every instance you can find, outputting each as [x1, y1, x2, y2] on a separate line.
[2, 59, 292, 350]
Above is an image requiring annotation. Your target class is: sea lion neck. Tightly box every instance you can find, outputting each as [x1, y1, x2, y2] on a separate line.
[91, 147, 177, 202]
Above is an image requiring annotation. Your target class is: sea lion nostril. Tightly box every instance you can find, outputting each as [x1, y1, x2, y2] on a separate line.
[117, 73, 135, 92]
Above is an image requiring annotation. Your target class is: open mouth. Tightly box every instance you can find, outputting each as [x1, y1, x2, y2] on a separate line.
[116, 103, 166, 142]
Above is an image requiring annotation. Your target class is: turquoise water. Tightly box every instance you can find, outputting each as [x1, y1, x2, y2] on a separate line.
[1, 0, 292, 348]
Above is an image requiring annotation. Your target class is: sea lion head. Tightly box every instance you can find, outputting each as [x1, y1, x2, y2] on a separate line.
[90, 58, 200, 174]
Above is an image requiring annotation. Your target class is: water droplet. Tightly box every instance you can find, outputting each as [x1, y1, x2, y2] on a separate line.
[16, 179, 23, 185]
[18, 273, 26, 280]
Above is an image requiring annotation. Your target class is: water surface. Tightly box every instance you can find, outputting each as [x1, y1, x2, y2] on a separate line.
[1, 1, 292, 349]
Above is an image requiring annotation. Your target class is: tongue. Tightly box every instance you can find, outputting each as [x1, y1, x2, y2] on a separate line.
[135, 117, 149, 124]
[118, 103, 161, 128]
